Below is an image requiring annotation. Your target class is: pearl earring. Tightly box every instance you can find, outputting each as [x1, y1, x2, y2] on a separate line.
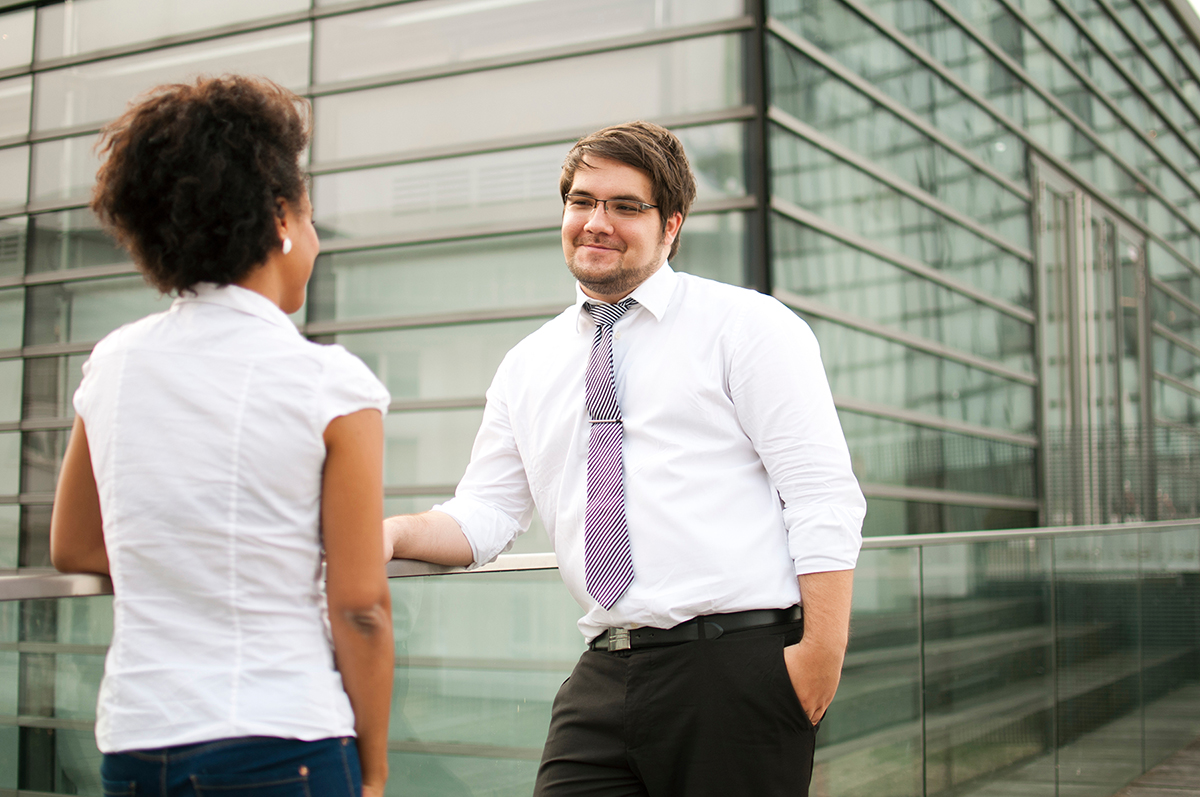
[282, 237, 293, 255]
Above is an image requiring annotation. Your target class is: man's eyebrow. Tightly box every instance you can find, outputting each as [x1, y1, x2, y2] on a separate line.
[568, 190, 650, 202]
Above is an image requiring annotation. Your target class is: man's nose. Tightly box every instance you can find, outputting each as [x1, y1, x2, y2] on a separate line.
[583, 204, 615, 233]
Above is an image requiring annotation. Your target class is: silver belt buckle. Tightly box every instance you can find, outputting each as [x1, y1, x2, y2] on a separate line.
[609, 627, 631, 651]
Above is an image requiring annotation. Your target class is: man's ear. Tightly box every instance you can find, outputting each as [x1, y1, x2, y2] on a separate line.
[662, 211, 683, 248]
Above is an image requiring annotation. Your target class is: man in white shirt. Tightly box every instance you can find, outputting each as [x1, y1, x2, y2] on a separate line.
[384, 121, 865, 796]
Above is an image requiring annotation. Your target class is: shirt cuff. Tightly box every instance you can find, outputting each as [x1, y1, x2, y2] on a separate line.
[786, 504, 866, 575]
[434, 495, 524, 567]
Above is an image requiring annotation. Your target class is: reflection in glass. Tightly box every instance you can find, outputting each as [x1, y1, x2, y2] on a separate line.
[1152, 427, 1200, 519]
[0, 359, 20, 422]
[36, 0, 308, 62]
[1053, 533, 1144, 797]
[384, 408, 483, 489]
[803, 315, 1037, 433]
[28, 208, 127, 274]
[0, 216, 24, 279]
[840, 411, 1037, 498]
[315, 35, 742, 163]
[24, 276, 170, 347]
[814, 546, 921, 796]
[34, 24, 311, 133]
[0, 431, 17, 495]
[922, 540, 1054, 797]
[773, 216, 1035, 371]
[0, 287, 22, 349]
[30, 134, 100, 206]
[330, 320, 546, 402]
[671, 212, 746, 286]
[771, 127, 1034, 309]
[0, 76, 31, 139]
[769, 38, 1032, 251]
[308, 232, 574, 323]
[0, 146, 29, 210]
[22, 354, 88, 421]
[315, 0, 743, 83]
[862, 497, 1038, 535]
[386, 570, 582, 793]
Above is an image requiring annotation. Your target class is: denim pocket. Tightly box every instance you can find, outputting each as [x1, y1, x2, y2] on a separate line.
[100, 778, 136, 797]
[190, 770, 311, 797]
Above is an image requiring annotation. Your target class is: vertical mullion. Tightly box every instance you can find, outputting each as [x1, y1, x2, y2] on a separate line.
[744, 0, 771, 294]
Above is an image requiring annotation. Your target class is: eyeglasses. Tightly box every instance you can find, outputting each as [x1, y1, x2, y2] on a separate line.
[563, 194, 658, 220]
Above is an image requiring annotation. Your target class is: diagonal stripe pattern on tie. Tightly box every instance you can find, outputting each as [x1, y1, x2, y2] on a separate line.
[583, 298, 638, 609]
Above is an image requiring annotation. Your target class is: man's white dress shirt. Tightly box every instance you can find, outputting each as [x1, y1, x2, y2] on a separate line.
[74, 283, 390, 753]
[437, 264, 865, 641]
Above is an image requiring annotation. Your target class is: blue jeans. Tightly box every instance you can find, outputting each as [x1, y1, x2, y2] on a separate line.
[100, 736, 362, 797]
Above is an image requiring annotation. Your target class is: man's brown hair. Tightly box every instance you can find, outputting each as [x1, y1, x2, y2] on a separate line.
[559, 121, 697, 261]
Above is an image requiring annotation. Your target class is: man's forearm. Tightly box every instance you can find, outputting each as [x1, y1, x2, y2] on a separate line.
[383, 509, 475, 566]
[783, 568, 855, 723]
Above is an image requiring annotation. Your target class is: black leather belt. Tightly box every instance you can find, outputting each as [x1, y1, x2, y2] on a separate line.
[589, 605, 803, 652]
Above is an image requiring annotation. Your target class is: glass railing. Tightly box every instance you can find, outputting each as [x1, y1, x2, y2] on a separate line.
[1, 521, 1198, 797]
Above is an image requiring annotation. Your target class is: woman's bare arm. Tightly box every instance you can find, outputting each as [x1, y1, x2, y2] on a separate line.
[322, 409, 394, 797]
[50, 417, 108, 575]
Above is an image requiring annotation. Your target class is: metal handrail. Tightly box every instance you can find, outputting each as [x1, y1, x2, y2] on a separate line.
[2, 518, 1196, 602]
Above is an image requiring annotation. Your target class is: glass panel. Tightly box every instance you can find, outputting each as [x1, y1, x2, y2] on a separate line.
[773, 215, 1036, 371]
[0, 286, 22, 349]
[24, 275, 170, 347]
[1153, 426, 1200, 519]
[0, 8, 34, 71]
[1153, 333, 1199, 387]
[36, 0, 309, 61]
[1151, 285, 1200, 348]
[22, 354, 88, 421]
[771, 127, 1033, 309]
[34, 24, 311, 133]
[0, 215, 24, 278]
[28, 208, 128, 274]
[1152, 376, 1200, 426]
[806, 316, 1037, 432]
[769, 37, 1032, 251]
[332, 320, 546, 402]
[861, 496, 1038, 535]
[923, 539, 1054, 797]
[315, 34, 743, 163]
[0, 431, 17, 495]
[314, 123, 746, 242]
[0, 360, 21, 422]
[840, 411, 1037, 498]
[385, 408, 482, 489]
[769, 0, 1028, 183]
[1053, 532, 1144, 797]
[670, 211, 746, 286]
[388, 569, 582, 793]
[1149, 239, 1200, 304]
[1139, 526, 1200, 768]
[0, 75, 31, 139]
[308, 232, 574, 323]
[30, 134, 100, 206]
[0, 146, 29, 209]
[0, 505, 16, 569]
[20, 504, 51, 567]
[812, 546, 921, 796]
[21, 428, 66, 495]
[315, 0, 743, 83]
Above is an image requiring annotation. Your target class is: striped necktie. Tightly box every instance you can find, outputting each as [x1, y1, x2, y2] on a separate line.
[583, 298, 637, 609]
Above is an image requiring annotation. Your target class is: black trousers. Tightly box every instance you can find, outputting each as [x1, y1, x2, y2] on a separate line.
[533, 622, 817, 797]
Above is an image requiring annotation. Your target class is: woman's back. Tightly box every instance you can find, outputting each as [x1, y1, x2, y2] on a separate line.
[77, 283, 388, 752]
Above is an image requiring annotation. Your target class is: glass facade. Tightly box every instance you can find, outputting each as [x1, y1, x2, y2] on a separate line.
[1, 0, 1199, 791]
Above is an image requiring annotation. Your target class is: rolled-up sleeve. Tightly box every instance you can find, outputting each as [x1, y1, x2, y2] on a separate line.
[729, 294, 865, 574]
[434, 356, 535, 567]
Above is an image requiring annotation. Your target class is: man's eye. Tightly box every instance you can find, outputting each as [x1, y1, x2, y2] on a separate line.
[612, 202, 640, 214]
[567, 197, 593, 207]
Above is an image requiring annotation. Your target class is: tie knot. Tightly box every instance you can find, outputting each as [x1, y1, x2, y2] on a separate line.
[586, 298, 637, 329]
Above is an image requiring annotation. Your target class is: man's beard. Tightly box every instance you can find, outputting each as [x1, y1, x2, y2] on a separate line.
[566, 237, 665, 299]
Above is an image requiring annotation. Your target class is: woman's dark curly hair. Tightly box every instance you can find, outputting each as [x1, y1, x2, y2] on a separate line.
[92, 75, 311, 294]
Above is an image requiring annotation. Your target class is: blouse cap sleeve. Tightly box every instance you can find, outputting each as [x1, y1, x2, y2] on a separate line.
[316, 345, 391, 431]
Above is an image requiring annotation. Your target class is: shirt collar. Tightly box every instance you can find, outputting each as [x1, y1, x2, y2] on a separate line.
[573, 261, 679, 332]
[173, 282, 299, 332]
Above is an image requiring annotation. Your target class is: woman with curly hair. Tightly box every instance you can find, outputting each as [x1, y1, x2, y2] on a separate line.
[49, 75, 393, 797]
